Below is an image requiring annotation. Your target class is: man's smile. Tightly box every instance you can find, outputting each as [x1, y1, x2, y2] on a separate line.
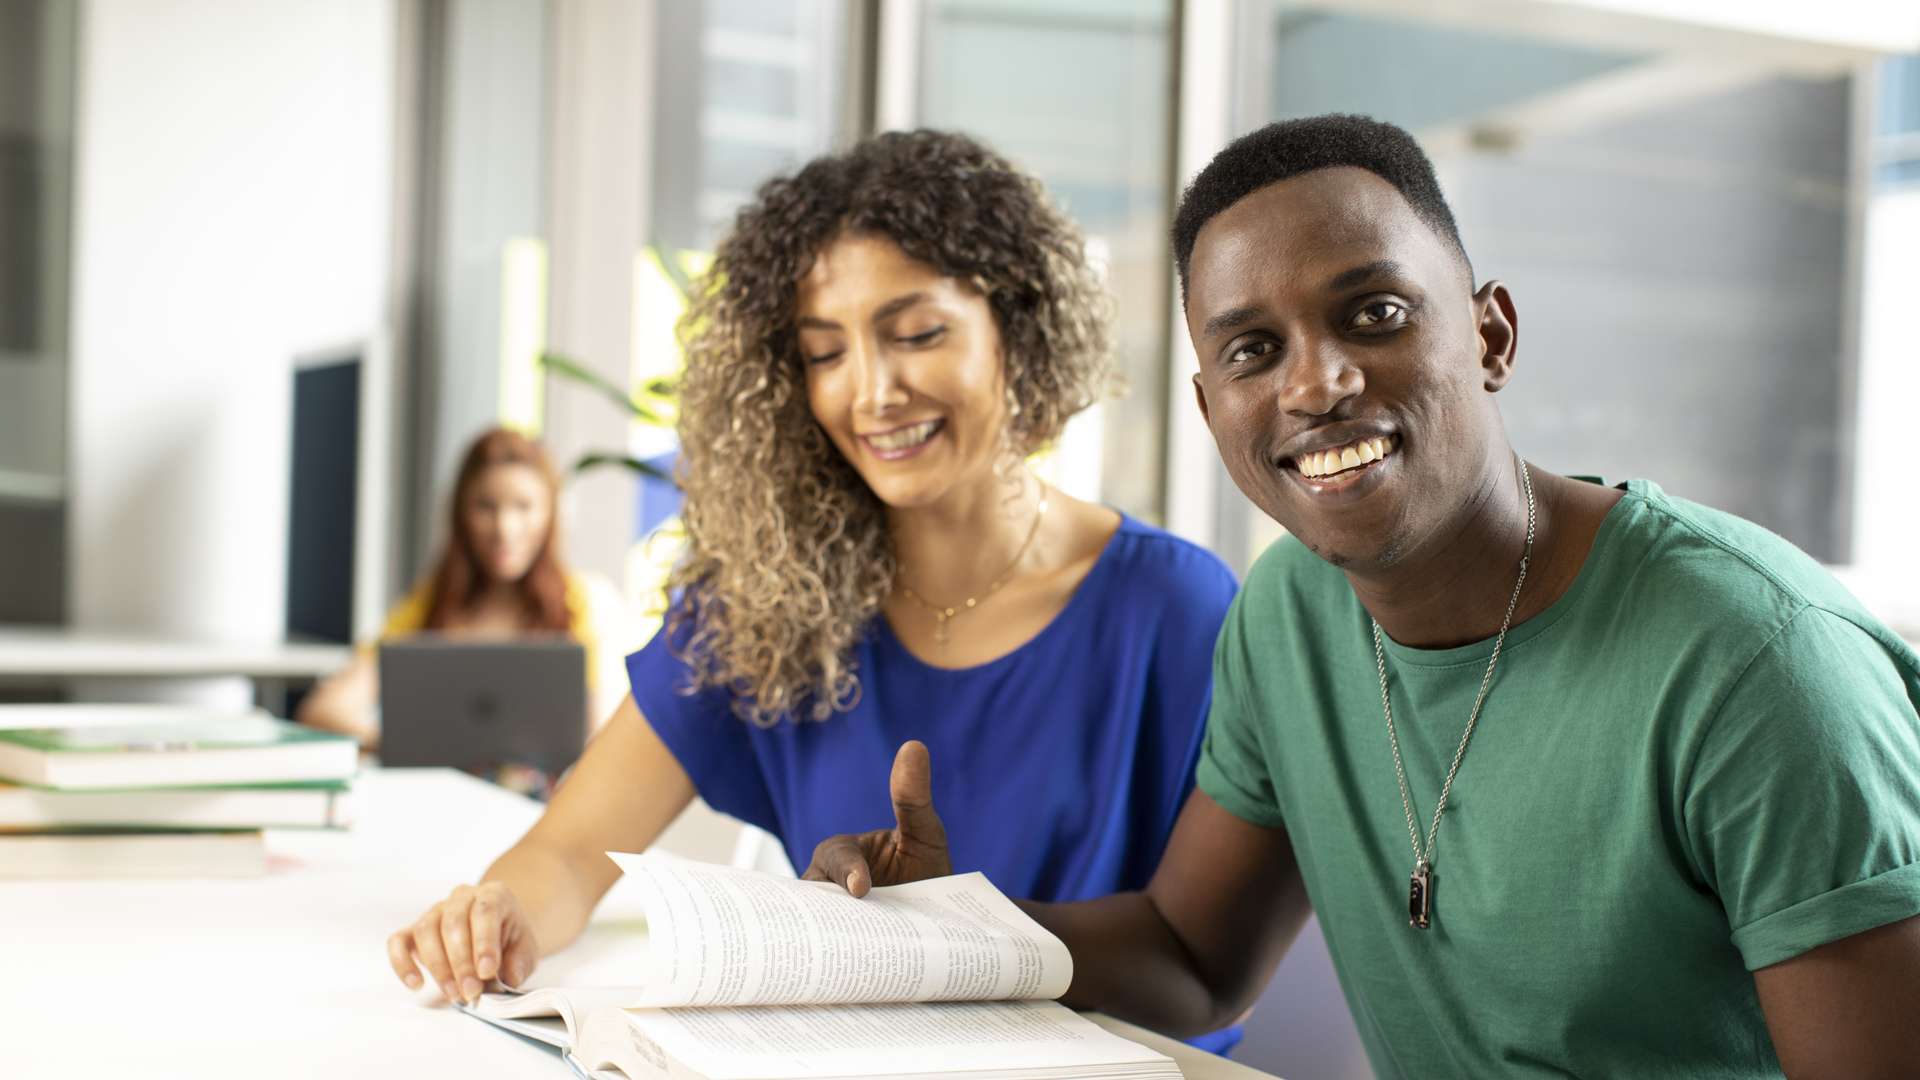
[1289, 434, 1398, 479]
[1272, 421, 1403, 501]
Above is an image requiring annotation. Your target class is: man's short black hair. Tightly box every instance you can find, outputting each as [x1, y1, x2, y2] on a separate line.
[1172, 114, 1471, 299]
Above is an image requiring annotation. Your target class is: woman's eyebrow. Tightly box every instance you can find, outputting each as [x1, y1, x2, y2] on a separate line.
[870, 291, 930, 323]
[796, 291, 930, 331]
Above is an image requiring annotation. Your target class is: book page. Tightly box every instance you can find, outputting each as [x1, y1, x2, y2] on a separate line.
[605, 853, 1071, 1009]
[469, 894, 660, 1036]
[570, 1000, 1175, 1080]
[458, 1006, 575, 1050]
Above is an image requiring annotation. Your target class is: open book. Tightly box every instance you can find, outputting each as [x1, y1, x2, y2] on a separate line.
[465, 853, 1179, 1080]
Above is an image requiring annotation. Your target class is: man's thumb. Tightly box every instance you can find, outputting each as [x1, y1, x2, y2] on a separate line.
[889, 740, 947, 845]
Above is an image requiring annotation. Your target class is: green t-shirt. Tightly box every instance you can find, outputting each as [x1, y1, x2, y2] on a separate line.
[1197, 479, 1920, 1078]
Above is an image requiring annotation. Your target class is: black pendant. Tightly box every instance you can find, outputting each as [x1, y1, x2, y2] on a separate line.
[1408, 861, 1433, 929]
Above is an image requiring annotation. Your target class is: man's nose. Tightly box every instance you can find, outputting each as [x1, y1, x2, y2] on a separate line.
[1279, 335, 1363, 417]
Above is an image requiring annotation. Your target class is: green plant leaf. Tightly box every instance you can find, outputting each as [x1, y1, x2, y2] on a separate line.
[539, 352, 675, 425]
[539, 352, 638, 411]
[570, 452, 678, 486]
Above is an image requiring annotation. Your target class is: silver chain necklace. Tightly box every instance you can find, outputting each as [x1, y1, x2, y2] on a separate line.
[1372, 458, 1535, 930]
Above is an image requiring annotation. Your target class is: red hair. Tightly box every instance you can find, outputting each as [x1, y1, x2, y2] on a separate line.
[422, 428, 572, 633]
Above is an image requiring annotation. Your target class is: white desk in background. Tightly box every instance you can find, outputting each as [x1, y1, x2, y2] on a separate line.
[0, 768, 1282, 1080]
[0, 624, 349, 708]
[0, 625, 350, 678]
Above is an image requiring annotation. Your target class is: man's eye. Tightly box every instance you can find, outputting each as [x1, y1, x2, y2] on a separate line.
[1228, 340, 1277, 365]
[1351, 301, 1405, 329]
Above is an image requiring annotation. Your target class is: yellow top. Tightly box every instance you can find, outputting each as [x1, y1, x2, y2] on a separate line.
[376, 572, 610, 693]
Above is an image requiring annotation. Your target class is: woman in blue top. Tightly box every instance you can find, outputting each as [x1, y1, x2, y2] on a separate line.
[387, 130, 1238, 1049]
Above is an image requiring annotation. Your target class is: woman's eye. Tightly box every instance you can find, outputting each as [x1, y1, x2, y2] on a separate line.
[804, 349, 844, 366]
[1228, 339, 1277, 366]
[1351, 301, 1405, 329]
[897, 326, 946, 347]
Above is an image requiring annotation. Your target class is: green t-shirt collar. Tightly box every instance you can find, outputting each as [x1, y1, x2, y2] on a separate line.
[1375, 477, 1651, 669]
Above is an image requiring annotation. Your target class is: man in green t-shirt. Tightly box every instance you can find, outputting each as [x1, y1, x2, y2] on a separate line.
[803, 115, 1920, 1077]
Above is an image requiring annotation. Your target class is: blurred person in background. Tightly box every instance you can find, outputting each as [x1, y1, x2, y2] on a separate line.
[384, 130, 1244, 1053]
[298, 427, 637, 759]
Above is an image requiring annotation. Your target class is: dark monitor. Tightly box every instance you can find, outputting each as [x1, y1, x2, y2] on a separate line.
[286, 356, 360, 644]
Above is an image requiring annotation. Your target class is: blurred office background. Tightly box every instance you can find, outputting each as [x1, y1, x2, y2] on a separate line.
[2, 1, 1917, 1075]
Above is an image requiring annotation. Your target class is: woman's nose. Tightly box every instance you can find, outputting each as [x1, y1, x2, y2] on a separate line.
[851, 340, 909, 415]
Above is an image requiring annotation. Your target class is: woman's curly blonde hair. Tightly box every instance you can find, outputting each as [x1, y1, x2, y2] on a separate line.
[668, 129, 1115, 725]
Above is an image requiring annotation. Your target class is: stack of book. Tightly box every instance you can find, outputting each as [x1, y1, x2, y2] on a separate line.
[0, 705, 358, 879]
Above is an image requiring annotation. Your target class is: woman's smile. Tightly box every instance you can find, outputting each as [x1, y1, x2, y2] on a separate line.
[859, 418, 946, 461]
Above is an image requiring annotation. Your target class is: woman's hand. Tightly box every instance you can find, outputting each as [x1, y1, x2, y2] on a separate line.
[802, 740, 953, 896]
[296, 650, 381, 750]
[387, 880, 541, 1003]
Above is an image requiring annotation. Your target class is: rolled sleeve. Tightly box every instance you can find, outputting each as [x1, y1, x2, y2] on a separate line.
[1733, 861, 1920, 970]
[1685, 607, 1920, 969]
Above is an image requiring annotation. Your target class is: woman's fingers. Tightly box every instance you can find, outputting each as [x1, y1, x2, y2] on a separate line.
[499, 919, 539, 988]
[469, 885, 505, 983]
[392, 883, 532, 1001]
[409, 908, 458, 1000]
[440, 889, 483, 1002]
[386, 928, 424, 990]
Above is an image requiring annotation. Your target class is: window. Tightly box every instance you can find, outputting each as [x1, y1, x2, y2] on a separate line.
[915, 0, 1178, 521]
[0, 0, 76, 623]
[1878, 55, 1920, 188]
[1226, 1, 1858, 567]
[651, 0, 857, 253]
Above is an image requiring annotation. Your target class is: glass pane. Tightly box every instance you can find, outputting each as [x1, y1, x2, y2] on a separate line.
[918, 0, 1175, 522]
[650, 1, 852, 254]
[1877, 55, 1920, 191]
[0, 0, 75, 497]
[1232, 2, 1854, 564]
[422, 0, 551, 525]
[1877, 55, 1920, 138]
[627, 2, 854, 616]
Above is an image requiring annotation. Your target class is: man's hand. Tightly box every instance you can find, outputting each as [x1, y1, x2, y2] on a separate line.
[802, 740, 952, 897]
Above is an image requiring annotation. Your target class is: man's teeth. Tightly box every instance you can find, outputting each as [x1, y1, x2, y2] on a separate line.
[868, 420, 941, 452]
[1295, 436, 1396, 479]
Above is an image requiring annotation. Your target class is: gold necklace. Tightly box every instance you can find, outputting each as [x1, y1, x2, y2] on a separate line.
[896, 491, 1050, 649]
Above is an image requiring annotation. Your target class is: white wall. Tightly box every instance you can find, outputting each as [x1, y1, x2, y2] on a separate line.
[1848, 187, 1920, 634]
[69, 0, 393, 648]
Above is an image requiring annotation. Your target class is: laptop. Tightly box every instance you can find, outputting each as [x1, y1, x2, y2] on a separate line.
[378, 638, 587, 783]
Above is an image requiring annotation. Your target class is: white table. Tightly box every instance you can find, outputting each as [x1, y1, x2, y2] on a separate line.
[0, 769, 1280, 1080]
[0, 625, 351, 712]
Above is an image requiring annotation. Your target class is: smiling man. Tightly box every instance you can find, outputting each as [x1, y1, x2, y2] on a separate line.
[805, 115, 1920, 1077]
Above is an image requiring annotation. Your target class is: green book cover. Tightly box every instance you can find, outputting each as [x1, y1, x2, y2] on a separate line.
[0, 717, 353, 755]
[0, 777, 352, 794]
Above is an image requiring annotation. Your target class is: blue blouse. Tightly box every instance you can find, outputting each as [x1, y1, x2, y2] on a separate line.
[627, 515, 1240, 1049]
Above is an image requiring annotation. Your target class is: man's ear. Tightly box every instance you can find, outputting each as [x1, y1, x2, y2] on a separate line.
[1473, 280, 1518, 392]
[1192, 372, 1211, 427]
